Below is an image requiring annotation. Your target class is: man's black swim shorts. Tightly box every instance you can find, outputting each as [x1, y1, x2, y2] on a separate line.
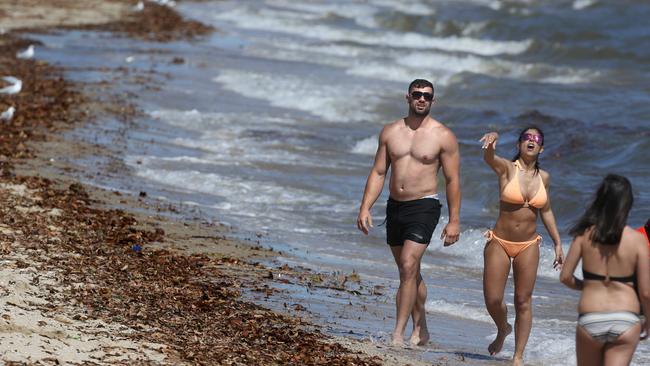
[385, 197, 442, 246]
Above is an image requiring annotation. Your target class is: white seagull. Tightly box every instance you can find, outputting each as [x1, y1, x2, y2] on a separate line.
[149, 0, 175, 7]
[16, 45, 34, 59]
[0, 106, 15, 122]
[133, 1, 144, 12]
[0, 76, 22, 95]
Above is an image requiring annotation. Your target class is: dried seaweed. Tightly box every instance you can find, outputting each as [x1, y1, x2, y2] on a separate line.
[0, 5, 382, 366]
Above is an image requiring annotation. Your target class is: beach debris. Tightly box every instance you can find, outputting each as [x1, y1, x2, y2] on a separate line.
[75, 1, 214, 42]
[0, 76, 22, 94]
[348, 270, 361, 283]
[0, 106, 15, 122]
[133, 1, 145, 12]
[336, 274, 347, 288]
[16, 45, 34, 59]
[372, 285, 384, 296]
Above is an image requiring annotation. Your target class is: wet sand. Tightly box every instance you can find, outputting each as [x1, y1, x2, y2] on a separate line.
[0, 1, 506, 365]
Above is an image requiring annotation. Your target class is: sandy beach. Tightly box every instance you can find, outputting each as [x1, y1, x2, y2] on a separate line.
[0, 1, 491, 365]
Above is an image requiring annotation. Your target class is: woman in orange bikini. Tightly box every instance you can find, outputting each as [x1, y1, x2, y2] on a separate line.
[479, 126, 564, 365]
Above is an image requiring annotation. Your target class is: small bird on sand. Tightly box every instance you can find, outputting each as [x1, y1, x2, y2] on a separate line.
[0, 106, 15, 121]
[16, 45, 34, 59]
[0, 76, 22, 95]
[150, 0, 176, 7]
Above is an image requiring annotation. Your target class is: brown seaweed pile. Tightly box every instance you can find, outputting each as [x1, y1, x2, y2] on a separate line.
[0, 5, 383, 366]
[68, 1, 214, 42]
[0, 176, 380, 365]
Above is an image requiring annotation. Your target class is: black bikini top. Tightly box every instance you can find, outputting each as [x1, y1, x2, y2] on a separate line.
[583, 269, 636, 283]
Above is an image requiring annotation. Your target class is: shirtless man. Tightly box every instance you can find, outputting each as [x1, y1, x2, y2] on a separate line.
[356, 79, 461, 346]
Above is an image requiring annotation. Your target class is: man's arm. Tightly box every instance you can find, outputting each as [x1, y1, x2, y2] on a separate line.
[357, 127, 390, 235]
[439, 129, 461, 246]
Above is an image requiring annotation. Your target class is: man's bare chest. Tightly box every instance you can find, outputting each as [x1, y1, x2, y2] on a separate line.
[387, 132, 441, 164]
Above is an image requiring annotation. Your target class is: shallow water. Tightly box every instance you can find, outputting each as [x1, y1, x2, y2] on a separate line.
[31, 0, 650, 364]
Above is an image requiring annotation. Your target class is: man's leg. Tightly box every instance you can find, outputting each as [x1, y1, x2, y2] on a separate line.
[390, 246, 428, 345]
[410, 271, 429, 345]
[390, 240, 428, 345]
[483, 239, 512, 355]
[390, 246, 429, 345]
[511, 244, 539, 366]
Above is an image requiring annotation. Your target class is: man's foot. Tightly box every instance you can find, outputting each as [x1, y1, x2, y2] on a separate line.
[488, 323, 512, 355]
[512, 355, 524, 366]
[391, 333, 404, 347]
[409, 327, 429, 346]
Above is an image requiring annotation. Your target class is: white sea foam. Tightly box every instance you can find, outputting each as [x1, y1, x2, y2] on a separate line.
[236, 27, 595, 87]
[267, 0, 379, 19]
[425, 299, 492, 322]
[212, 69, 380, 123]
[147, 109, 353, 172]
[344, 51, 599, 86]
[128, 160, 332, 208]
[213, 7, 531, 56]
[397, 51, 600, 85]
[348, 62, 427, 83]
[352, 136, 378, 155]
[368, 0, 435, 16]
[461, 21, 489, 36]
[512, 326, 576, 365]
[573, 0, 598, 10]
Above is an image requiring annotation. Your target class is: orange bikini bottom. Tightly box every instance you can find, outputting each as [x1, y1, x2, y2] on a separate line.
[485, 230, 541, 258]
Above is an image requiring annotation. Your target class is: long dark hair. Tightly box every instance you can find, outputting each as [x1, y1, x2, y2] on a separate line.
[569, 174, 633, 245]
[511, 125, 544, 175]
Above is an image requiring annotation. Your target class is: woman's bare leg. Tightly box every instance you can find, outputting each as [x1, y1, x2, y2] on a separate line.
[603, 322, 640, 366]
[511, 244, 539, 365]
[483, 240, 513, 355]
[576, 325, 604, 366]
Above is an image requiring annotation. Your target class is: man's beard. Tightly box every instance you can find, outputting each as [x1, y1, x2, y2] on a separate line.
[410, 105, 430, 116]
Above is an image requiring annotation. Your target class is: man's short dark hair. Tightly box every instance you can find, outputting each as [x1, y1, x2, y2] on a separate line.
[408, 79, 434, 95]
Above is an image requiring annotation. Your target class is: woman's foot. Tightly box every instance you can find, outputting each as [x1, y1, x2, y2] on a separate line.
[409, 326, 429, 346]
[488, 323, 512, 355]
[512, 355, 524, 366]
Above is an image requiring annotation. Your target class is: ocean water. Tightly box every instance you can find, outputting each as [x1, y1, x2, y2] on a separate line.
[31, 0, 650, 364]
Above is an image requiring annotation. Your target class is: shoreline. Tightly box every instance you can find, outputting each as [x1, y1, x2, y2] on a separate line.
[0, 2, 448, 365]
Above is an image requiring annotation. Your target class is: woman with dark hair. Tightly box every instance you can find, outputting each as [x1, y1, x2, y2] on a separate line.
[560, 174, 650, 366]
[479, 127, 564, 365]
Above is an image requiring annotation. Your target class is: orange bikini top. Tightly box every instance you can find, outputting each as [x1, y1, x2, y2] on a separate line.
[500, 160, 548, 209]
